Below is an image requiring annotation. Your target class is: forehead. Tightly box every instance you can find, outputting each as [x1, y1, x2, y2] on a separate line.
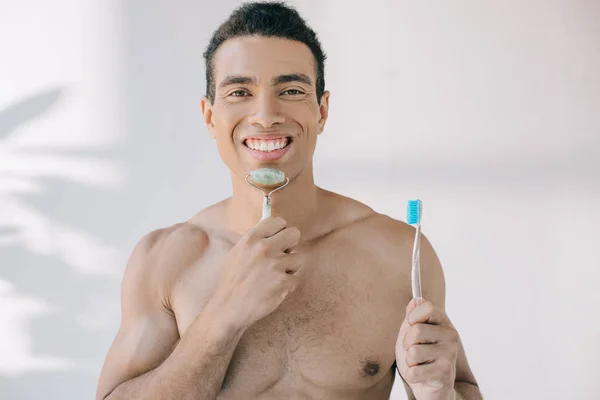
[212, 36, 316, 83]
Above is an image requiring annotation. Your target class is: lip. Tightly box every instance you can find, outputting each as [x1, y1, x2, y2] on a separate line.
[241, 134, 291, 141]
[243, 140, 292, 161]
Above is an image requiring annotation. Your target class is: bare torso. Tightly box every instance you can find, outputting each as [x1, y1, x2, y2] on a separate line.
[157, 190, 415, 399]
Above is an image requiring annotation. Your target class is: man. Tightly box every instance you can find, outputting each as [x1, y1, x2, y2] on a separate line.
[96, 2, 482, 399]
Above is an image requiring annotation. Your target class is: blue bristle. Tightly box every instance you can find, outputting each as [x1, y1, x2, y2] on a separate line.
[407, 199, 422, 225]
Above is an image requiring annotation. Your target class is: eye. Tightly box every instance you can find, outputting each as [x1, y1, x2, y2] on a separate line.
[229, 90, 250, 97]
[282, 89, 305, 96]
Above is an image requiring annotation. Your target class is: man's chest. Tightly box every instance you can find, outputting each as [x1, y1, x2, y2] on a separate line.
[170, 238, 411, 395]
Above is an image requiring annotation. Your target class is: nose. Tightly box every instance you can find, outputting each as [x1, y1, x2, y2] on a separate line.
[247, 93, 285, 128]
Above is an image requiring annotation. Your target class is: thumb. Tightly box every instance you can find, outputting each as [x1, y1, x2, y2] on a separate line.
[407, 298, 416, 310]
[405, 297, 421, 315]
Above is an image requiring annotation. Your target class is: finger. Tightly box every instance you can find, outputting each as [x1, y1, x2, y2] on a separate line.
[405, 343, 443, 367]
[405, 298, 418, 314]
[408, 301, 448, 326]
[270, 274, 298, 300]
[278, 274, 299, 295]
[276, 253, 304, 274]
[251, 216, 288, 238]
[404, 358, 454, 386]
[266, 226, 301, 253]
[397, 302, 414, 348]
[402, 323, 447, 349]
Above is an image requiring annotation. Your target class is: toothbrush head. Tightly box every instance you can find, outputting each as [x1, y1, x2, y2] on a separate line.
[407, 199, 422, 225]
[247, 168, 287, 187]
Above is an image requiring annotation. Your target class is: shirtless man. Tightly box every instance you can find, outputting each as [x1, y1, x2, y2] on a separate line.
[96, 2, 481, 399]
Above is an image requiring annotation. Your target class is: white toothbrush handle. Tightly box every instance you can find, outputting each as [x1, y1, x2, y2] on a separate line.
[261, 196, 271, 220]
[412, 224, 424, 304]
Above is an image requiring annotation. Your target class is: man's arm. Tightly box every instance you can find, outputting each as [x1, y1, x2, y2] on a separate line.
[399, 378, 481, 400]
[453, 382, 483, 400]
[399, 232, 482, 400]
[96, 227, 244, 400]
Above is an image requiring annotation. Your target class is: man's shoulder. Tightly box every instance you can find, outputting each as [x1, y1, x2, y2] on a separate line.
[363, 213, 414, 240]
[136, 221, 211, 261]
[349, 212, 416, 257]
[328, 191, 414, 242]
[328, 196, 415, 294]
[127, 221, 211, 283]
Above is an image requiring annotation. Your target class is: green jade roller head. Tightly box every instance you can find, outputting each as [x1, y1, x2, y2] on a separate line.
[245, 168, 290, 220]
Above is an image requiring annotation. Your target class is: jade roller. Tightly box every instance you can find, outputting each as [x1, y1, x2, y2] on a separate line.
[245, 168, 290, 220]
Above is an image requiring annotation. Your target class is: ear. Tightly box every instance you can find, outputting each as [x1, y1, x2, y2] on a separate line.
[200, 96, 216, 139]
[317, 90, 330, 135]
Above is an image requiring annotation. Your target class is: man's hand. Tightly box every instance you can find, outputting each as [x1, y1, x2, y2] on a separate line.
[396, 298, 460, 400]
[211, 217, 304, 330]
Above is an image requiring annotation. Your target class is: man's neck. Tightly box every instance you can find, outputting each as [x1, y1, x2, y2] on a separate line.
[226, 168, 321, 236]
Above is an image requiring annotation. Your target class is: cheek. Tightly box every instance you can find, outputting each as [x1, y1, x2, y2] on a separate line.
[213, 103, 248, 134]
[212, 111, 241, 157]
[288, 102, 320, 134]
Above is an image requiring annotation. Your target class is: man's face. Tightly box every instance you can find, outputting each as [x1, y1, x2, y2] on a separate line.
[201, 36, 330, 183]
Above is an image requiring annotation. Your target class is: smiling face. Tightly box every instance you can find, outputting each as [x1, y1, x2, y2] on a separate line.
[201, 36, 330, 183]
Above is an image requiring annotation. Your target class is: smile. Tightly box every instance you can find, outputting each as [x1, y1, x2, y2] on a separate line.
[243, 137, 293, 161]
[243, 137, 291, 152]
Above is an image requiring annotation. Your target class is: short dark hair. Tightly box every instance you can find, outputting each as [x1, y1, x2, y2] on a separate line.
[203, 1, 327, 104]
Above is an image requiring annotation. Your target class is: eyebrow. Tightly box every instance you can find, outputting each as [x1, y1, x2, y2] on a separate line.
[272, 73, 312, 86]
[218, 73, 313, 89]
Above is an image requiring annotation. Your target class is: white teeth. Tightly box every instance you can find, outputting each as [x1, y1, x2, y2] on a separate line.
[246, 138, 289, 152]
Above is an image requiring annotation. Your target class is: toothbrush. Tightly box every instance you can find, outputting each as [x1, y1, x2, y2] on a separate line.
[407, 199, 424, 305]
[245, 168, 290, 220]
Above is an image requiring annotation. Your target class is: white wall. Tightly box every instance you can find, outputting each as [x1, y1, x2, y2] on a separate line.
[1, 0, 598, 399]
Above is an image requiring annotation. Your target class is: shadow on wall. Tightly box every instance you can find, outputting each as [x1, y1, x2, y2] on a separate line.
[0, 89, 126, 398]
[0, 3, 231, 397]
